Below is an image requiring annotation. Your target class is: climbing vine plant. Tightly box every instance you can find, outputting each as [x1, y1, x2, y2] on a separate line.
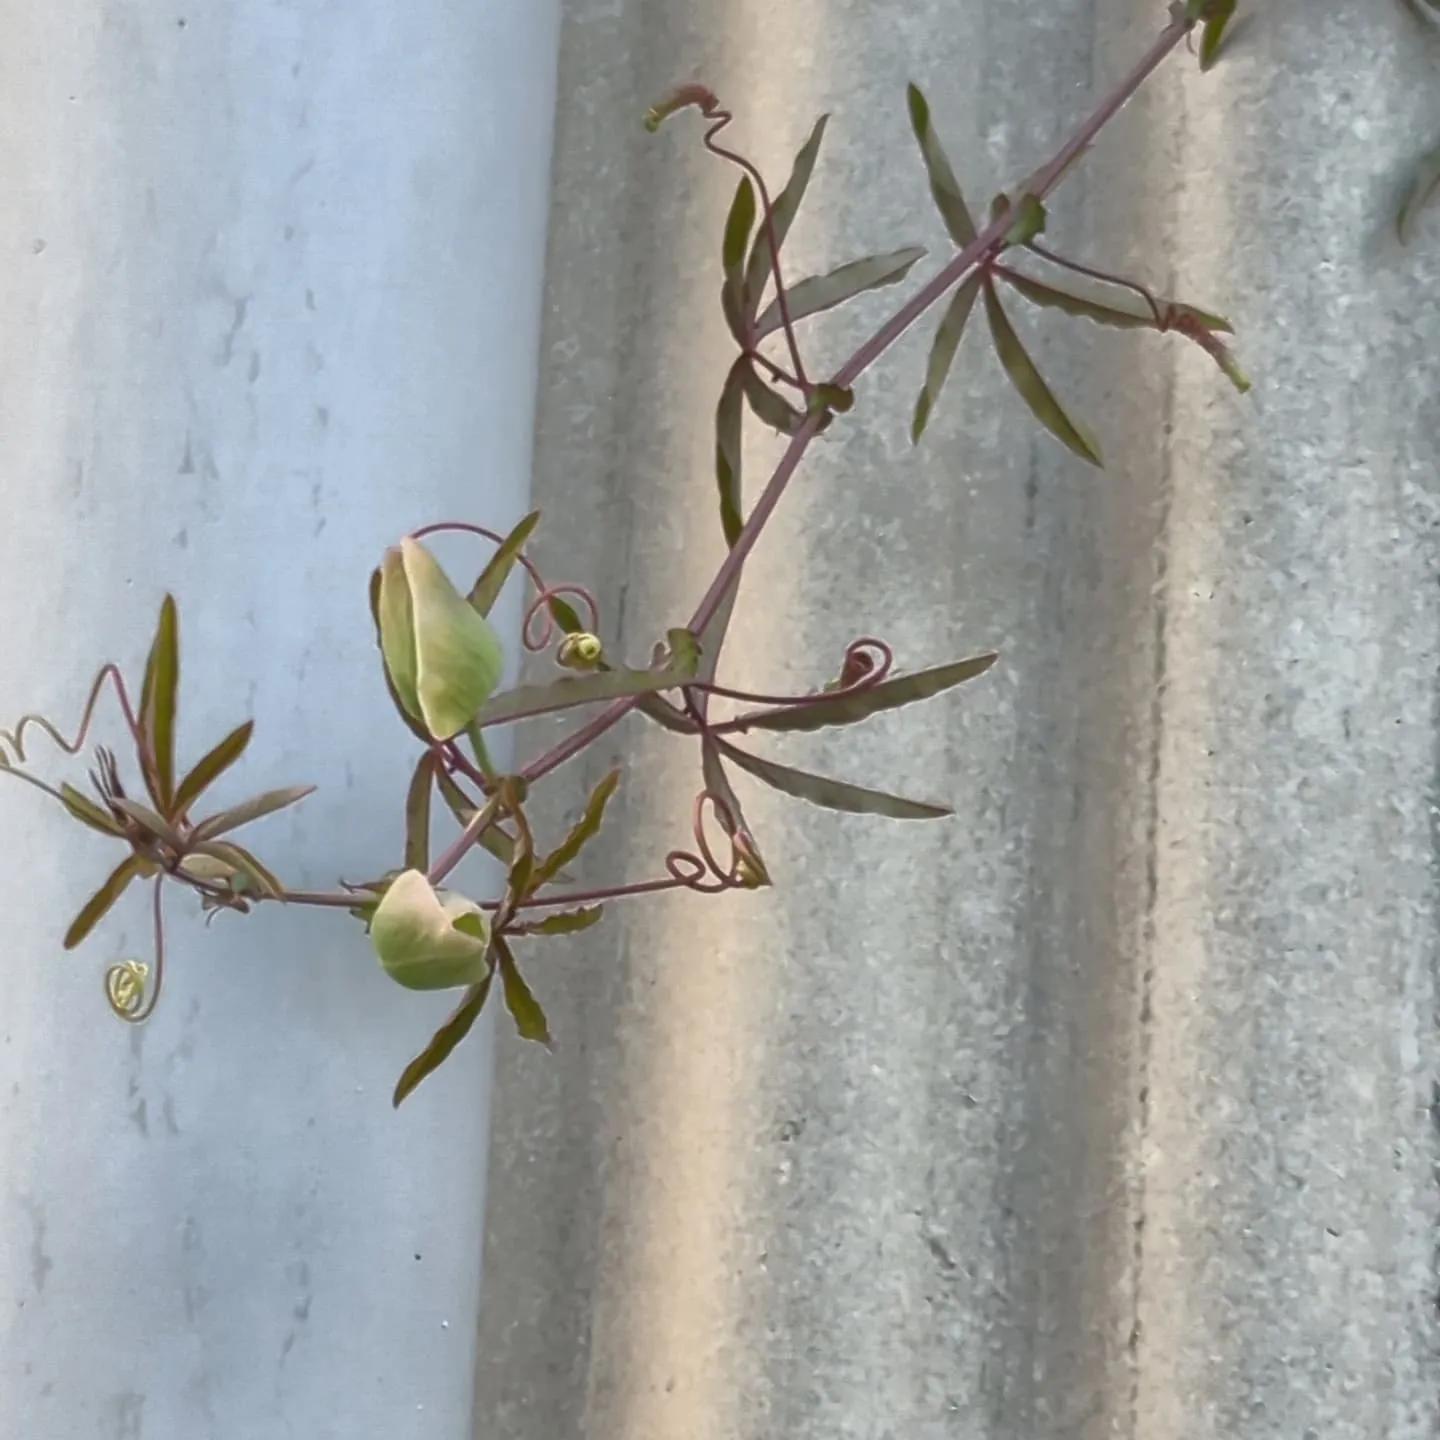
[4, 3, 1252, 1107]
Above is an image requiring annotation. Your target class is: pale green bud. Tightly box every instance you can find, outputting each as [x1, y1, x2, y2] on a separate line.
[378, 537, 505, 740]
[369, 868, 492, 991]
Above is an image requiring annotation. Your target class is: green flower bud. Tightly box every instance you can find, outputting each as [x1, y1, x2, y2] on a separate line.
[378, 537, 505, 740]
[369, 868, 492, 991]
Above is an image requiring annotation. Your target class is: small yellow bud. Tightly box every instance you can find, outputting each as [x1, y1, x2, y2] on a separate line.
[557, 632, 603, 670]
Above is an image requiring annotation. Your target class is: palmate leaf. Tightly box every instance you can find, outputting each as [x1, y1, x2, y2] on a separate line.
[755, 247, 926, 339]
[911, 272, 982, 444]
[467, 510, 540, 617]
[63, 854, 149, 949]
[744, 114, 829, 311]
[495, 937, 551, 1046]
[392, 970, 495, 1107]
[1398, 142, 1440, 246]
[718, 740, 950, 820]
[982, 279, 1103, 466]
[138, 595, 180, 812]
[732, 652, 998, 735]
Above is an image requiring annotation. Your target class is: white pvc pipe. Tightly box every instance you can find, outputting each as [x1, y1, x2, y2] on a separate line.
[0, 3, 559, 1435]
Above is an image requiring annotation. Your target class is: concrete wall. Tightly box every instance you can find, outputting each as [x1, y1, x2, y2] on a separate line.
[476, 1, 1440, 1437]
[0, 2, 559, 1436]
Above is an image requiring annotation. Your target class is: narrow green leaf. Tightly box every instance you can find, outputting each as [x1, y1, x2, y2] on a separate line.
[63, 854, 145, 949]
[723, 175, 757, 277]
[1001, 269, 1234, 336]
[735, 653, 999, 734]
[188, 839, 285, 898]
[370, 566, 436, 745]
[531, 767, 621, 891]
[173, 720, 254, 817]
[719, 741, 951, 820]
[744, 114, 829, 309]
[467, 510, 541, 617]
[1398, 143, 1440, 245]
[910, 272, 982, 443]
[982, 280, 1103, 466]
[191, 784, 315, 842]
[139, 594, 180, 812]
[505, 808, 536, 908]
[1198, 0, 1236, 69]
[477, 659, 697, 728]
[392, 972, 495, 1106]
[516, 905, 604, 936]
[495, 937, 551, 1046]
[755, 247, 925, 339]
[717, 356, 746, 547]
[404, 752, 435, 872]
[739, 362, 805, 436]
[906, 84, 978, 246]
[722, 176, 757, 341]
[59, 782, 124, 837]
[546, 595, 586, 636]
[1001, 270, 1154, 330]
[110, 797, 184, 849]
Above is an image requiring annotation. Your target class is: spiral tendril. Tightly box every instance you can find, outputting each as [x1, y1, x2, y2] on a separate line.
[104, 878, 166, 1024]
[664, 790, 759, 894]
[698, 636, 896, 711]
[522, 585, 601, 654]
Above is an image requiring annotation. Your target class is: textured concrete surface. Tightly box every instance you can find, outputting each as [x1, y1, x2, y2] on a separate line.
[475, 1, 1440, 1437]
[0, 2, 558, 1436]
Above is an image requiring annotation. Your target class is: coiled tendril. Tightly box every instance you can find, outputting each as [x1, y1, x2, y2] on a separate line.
[665, 790, 762, 894]
[104, 879, 166, 1023]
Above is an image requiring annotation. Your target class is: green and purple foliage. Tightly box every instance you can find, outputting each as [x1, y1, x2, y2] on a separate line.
[2, 0, 1314, 1107]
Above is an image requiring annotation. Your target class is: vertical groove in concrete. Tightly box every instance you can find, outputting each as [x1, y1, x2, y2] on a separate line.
[476, 2, 1440, 1436]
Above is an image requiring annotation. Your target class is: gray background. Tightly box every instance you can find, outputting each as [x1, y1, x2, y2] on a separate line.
[476, 1, 1440, 1437]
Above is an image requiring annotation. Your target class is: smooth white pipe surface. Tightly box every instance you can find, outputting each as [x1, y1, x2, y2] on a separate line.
[0, 4, 559, 1436]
